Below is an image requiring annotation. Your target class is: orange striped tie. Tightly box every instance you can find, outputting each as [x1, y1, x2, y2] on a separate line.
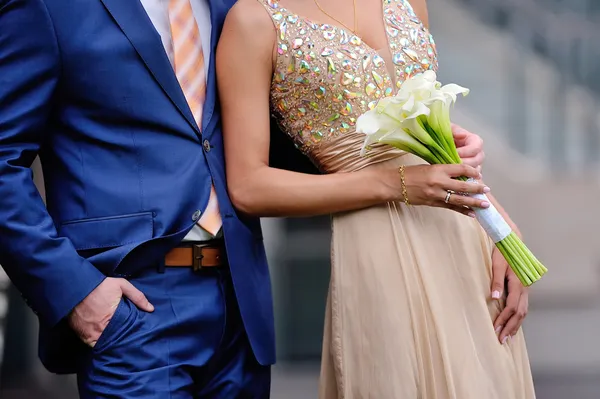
[169, 0, 222, 236]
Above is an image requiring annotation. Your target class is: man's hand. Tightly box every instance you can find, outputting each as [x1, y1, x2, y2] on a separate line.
[490, 247, 529, 344]
[68, 277, 154, 347]
[452, 123, 485, 171]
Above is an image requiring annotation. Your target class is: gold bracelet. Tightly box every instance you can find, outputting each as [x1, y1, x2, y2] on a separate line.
[398, 165, 410, 206]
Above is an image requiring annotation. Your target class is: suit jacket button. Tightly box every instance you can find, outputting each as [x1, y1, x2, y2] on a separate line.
[192, 210, 202, 221]
[203, 140, 211, 152]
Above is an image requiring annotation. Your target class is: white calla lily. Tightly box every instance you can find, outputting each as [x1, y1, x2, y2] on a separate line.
[421, 70, 437, 82]
[356, 108, 401, 156]
[380, 94, 431, 121]
[356, 108, 397, 135]
[397, 71, 435, 94]
[358, 71, 468, 164]
[356, 72, 548, 287]
[439, 83, 470, 103]
[427, 99, 453, 146]
[378, 128, 438, 164]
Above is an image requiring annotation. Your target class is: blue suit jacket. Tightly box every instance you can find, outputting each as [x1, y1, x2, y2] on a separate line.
[0, 0, 275, 373]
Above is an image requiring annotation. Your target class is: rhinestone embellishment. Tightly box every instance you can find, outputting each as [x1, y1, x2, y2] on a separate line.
[262, 0, 437, 152]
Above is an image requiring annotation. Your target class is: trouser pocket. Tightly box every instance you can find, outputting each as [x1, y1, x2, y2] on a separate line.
[92, 297, 138, 353]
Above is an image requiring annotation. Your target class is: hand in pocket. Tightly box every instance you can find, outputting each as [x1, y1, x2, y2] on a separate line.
[68, 277, 154, 347]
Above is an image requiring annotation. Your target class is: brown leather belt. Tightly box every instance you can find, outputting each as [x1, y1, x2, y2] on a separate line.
[165, 241, 225, 272]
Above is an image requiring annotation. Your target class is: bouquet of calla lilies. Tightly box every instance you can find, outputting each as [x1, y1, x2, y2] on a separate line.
[357, 71, 547, 286]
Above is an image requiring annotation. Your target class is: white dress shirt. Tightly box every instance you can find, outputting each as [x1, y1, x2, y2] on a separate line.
[140, 0, 215, 241]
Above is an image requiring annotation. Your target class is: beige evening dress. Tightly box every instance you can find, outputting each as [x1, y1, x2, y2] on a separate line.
[257, 0, 536, 397]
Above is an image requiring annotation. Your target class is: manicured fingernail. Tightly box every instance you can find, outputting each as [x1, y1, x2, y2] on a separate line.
[148, 303, 155, 312]
[483, 186, 491, 193]
[495, 325, 502, 334]
[468, 212, 476, 218]
[492, 290, 501, 299]
[502, 336, 508, 344]
[481, 201, 490, 208]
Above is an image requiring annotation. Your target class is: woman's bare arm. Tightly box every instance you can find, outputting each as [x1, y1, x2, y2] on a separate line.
[216, 0, 404, 217]
[217, 0, 487, 218]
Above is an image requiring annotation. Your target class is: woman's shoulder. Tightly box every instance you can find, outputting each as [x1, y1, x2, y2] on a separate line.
[218, 0, 277, 73]
[224, 0, 277, 36]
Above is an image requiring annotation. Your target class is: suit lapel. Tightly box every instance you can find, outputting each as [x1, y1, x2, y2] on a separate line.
[99, 0, 201, 136]
[201, 0, 228, 133]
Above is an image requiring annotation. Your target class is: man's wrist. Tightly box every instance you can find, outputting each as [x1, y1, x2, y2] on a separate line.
[48, 271, 106, 327]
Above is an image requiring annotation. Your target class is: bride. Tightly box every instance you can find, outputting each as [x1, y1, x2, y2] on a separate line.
[216, 0, 535, 397]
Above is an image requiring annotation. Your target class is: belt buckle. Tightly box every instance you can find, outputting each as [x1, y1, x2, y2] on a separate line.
[192, 244, 205, 272]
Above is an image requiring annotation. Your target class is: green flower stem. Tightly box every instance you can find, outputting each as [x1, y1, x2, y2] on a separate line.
[510, 236, 541, 280]
[422, 119, 460, 164]
[429, 143, 455, 165]
[496, 240, 531, 286]
[511, 234, 547, 277]
[515, 236, 542, 279]
[424, 125, 458, 164]
[503, 235, 538, 282]
[417, 145, 444, 165]
[441, 124, 461, 163]
[422, 118, 451, 156]
[520, 239, 549, 275]
[495, 232, 548, 286]
[502, 245, 532, 285]
[429, 146, 448, 164]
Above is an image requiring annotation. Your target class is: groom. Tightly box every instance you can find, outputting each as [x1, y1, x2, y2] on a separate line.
[0, 0, 274, 396]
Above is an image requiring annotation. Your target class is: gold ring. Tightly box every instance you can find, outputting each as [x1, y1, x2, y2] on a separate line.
[444, 190, 452, 204]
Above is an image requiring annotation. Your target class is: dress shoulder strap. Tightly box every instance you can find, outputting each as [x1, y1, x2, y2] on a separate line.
[255, 0, 281, 15]
[255, 0, 289, 37]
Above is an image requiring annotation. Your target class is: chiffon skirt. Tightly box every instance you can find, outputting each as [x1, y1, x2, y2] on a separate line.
[318, 155, 536, 399]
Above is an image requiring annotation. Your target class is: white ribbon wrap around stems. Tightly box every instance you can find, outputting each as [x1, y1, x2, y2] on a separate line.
[466, 178, 512, 243]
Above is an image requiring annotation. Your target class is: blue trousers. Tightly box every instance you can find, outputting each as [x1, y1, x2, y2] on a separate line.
[76, 265, 270, 398]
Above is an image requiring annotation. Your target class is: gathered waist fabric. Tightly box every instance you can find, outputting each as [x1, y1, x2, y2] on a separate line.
[310, 132, 406, 174]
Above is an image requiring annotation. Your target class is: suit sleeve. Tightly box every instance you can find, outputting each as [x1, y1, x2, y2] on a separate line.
[0, 0, 106, 326]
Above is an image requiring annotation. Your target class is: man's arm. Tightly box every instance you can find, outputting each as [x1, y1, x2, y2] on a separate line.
[0, 0, 106, 326]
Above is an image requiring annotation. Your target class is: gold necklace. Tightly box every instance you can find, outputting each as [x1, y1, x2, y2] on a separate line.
[312, 0, 358, 34]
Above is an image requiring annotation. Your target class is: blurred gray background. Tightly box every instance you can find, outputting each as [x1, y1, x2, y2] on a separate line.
[2, 0, 600, 397]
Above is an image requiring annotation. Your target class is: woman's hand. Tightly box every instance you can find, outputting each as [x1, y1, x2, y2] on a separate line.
[491, 247, 529, 344]
[452, 124, 485, 171]
[487, 197, 527, 344]
[400, 164, 490, 216]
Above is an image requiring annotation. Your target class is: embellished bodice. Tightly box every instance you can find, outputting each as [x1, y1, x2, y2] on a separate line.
[259, 0, 438, 173]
